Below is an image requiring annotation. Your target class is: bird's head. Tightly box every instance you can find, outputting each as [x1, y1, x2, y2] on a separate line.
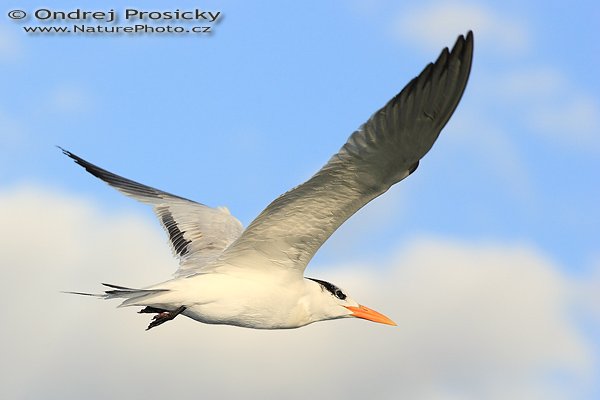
[306, 277, 396, 326]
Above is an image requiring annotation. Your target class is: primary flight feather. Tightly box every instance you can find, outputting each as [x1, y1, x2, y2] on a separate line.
[63, 31, 473, 330]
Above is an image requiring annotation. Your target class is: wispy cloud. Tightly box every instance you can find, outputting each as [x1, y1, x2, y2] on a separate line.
[1, 185, 597, 399]
[529, 94, 600, 146]
[493, 66, 568, 99]
[491, 67, 600, 150]
[392, 3, 530, 54]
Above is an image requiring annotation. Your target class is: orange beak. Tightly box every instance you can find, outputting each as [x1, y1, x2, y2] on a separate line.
[344, 305, 397, 326]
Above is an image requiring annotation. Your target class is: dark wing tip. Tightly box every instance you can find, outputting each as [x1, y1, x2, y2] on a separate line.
[431, 30, 471, 68]
[451, 29, 474, 98]
[429, 30, 474, 110]
[58, 146, 105, 178]
[456, 30, 474, 71]
[57, 146, 80, 164]
[436, 30, 473, 69]
[442, 30, 474, 68]
[59, 147, 195, 204]
[408, 161, 420, 175]
[58, 146, 86, 169]
[391, 31, 473, 108]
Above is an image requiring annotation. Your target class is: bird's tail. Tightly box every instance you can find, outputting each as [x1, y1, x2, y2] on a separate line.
[64, 283, 169, 307]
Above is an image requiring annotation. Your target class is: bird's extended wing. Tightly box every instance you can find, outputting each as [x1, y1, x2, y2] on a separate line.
[221, 32, 474, 276]
[61, 148, 244, 277]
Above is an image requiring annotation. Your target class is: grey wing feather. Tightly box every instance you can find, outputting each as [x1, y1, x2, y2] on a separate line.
[60, 148, 244, 276]
[221, 32, 474, 275]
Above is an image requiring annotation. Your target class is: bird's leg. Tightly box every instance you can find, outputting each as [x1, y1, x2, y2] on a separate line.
[144, 305, 186, 331]
[138, 306, 168, 314]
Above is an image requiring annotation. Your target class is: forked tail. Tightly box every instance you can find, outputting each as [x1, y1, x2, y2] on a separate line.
[65, 284, 183, 330]
[64, 283, 169, 307]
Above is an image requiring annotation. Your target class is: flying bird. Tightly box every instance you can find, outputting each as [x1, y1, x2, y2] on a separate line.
[63, 31, 473, 331]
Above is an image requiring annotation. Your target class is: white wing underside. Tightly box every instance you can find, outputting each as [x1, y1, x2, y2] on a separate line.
[60, 149, 244, 277]
[63, 32, 473, 280]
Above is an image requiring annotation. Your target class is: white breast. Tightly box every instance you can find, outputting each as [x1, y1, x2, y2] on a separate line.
[150, 271, 314, 329]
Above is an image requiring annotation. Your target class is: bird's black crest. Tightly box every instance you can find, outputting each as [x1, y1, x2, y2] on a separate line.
[306, 278, 347, 300]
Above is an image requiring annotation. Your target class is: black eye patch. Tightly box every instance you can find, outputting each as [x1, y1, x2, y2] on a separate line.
[307, 277, 346, 300]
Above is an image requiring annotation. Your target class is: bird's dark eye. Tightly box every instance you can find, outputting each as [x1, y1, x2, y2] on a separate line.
[335, 290, 346, 300]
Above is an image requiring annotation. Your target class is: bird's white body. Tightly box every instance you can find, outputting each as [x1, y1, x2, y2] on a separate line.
[63, 32, 474, 331]
[142, 271, 354, 329]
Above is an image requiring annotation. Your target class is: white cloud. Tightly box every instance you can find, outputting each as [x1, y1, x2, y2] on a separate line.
[0, 185, 597, 399]
[392, 3, 530, 54]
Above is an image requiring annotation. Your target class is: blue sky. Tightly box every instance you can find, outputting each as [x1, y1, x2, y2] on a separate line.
[1, 0, 598, 271]
[1, 1, 599, 399]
